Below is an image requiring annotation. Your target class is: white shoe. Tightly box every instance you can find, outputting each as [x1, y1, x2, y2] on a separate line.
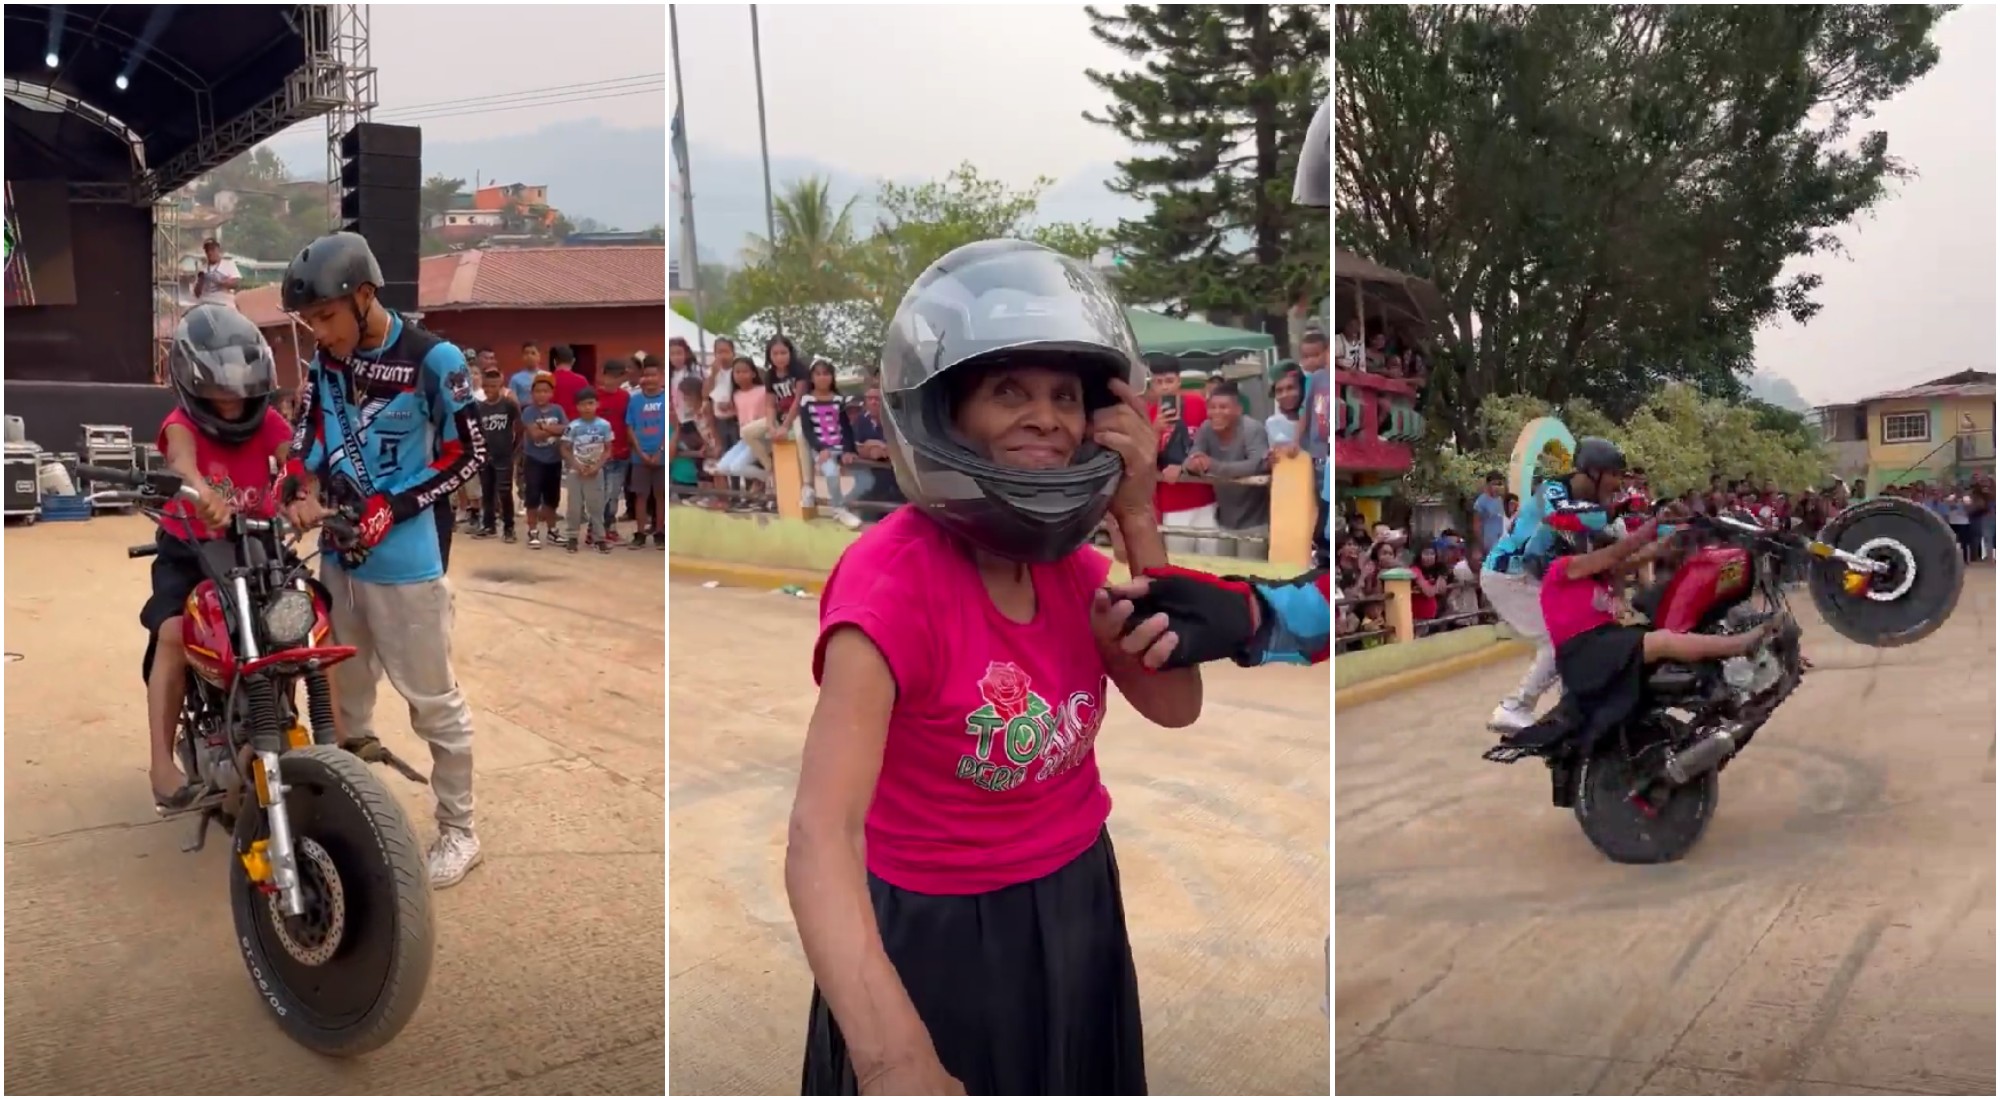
[801, 486, 817, 510]
[1487, 702, 1536, 734]
[427, 827, 483, 889]
[833, 507, 863, 531]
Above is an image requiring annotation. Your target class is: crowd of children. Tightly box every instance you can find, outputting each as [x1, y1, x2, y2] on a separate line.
[448, 345, 670, 553]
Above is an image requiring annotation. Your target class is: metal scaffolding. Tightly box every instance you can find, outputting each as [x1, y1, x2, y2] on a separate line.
[323, 4, 379, 229]
[151, 198, 182, 383]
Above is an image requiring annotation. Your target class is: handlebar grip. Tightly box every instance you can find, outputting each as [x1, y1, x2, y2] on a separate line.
[75, 463, 146, 487]
[128, 544, 160, 559]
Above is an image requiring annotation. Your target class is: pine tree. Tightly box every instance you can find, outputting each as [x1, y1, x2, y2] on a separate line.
[1084, 4, 1328, 352]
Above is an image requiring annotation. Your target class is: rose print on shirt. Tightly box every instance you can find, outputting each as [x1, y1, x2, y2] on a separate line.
[977, 661, 1032, 720]
[959, 662, 1104, 793]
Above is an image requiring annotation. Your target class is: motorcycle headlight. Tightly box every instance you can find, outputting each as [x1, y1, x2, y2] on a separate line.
[262, 588, 317, 649]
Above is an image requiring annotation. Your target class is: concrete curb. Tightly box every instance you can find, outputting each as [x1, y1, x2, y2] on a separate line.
[1336, 639, 1531, 709]
[668, 557, 829, 594]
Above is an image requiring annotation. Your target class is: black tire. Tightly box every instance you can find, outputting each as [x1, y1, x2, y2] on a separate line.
[1573, 734, 1718, 864]
[230, 745, 434, 1057]
[1809, 498, 1964, 648]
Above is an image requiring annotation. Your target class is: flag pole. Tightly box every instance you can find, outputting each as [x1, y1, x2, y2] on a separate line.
[750, 3, 783, 337]
[669, 4, 708, 354]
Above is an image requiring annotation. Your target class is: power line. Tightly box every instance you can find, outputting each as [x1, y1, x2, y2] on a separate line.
[378, 84, 664, 126]
[371, 72, 665, 119]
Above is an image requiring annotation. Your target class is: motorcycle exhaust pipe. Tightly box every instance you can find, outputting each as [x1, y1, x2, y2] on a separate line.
[1664, 721, 1744, 785]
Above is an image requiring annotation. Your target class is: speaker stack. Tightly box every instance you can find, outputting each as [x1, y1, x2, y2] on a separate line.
[339, 122, 423, 314]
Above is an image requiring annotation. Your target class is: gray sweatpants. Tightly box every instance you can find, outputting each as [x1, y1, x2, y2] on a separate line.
[1478, 567, 1561, 711]
[565, 467, 609, 540]
[322, 566, 476, 831]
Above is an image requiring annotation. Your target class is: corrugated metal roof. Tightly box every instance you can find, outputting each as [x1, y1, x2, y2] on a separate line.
[237, 245, 665, 327]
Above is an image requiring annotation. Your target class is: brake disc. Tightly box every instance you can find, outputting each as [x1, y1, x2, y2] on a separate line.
[267, 836, 347, 967]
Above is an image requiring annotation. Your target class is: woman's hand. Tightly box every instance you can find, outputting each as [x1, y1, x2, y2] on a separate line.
[859, 1053, 966, 1096]
[1091, 378, 1157, 518]
[1090, 586, 1178, 670]
[195, 486, 234, 529]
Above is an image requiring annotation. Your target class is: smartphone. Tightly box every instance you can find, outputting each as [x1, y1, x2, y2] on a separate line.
[1159, 392, 1182, 421]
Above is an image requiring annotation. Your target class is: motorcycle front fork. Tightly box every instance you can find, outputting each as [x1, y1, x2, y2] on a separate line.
[249, 750, 309, 918]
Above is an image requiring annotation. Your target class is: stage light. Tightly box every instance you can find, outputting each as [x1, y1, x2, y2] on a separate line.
[44, 53, 58, 68]
[114, 74, 128, 91]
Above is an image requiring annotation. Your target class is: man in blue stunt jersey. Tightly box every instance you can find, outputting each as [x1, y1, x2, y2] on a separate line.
[276, 232, 491, 888]
[1477, 437, 1629, 734]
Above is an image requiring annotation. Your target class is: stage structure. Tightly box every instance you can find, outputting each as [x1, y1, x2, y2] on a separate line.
[2, 4, 375, 449]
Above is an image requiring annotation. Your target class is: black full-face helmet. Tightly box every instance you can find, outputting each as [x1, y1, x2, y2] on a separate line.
[167, 304, 277, 444]
[280, 231, 383, 314]
[878, 239, 1146, 563]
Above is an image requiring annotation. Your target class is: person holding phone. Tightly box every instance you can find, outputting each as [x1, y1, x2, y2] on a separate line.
[1146, 359, 1219, 556]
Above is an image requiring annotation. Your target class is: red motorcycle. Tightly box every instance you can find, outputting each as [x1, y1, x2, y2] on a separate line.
[1484, 497, 1963, 863]
[81, 463, 433, 1055]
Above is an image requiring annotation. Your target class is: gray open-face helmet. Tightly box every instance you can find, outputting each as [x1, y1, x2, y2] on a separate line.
[1294, 99, 1330, 208]
[280, 231, 383, 313]
[878, 239, 1146, 562]
[168, 303, 277, 444]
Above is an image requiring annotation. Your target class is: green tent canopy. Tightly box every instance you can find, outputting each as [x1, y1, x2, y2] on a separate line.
[1125, 308, 1276, 358]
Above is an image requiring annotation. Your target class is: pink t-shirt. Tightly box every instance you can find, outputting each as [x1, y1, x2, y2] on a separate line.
[732, 385, 769, 425]
[156, 408, 291, 542]
[814, 507, 1115, 895]
[1540, 555, 1618, 647]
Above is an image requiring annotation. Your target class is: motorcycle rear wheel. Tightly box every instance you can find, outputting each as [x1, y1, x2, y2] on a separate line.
[230, 745, 434, 1056]
[1573, 733, 1718, 864]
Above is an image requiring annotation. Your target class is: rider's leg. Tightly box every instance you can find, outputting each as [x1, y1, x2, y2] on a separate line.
[356, 575, 479, 885]
[147, 617, 191, 802]
[1479, 569, 1558, 729]
[322, 565, 384, 747]
[1642, 624, 1768, 664]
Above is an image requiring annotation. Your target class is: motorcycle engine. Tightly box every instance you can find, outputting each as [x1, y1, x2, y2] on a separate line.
[192, 719, 239, 791]
[1718, 606, 1784, 700]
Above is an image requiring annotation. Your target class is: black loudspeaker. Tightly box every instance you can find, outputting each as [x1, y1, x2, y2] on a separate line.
[339, 121, 422, 309]
[376, 281, 418, 314]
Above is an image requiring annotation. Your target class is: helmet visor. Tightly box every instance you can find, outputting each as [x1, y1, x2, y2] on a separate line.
[172, 310, 276, 399]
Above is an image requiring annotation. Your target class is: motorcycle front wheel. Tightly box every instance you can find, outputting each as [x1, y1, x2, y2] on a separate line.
[1572, 731, 1718, 864]
[230, 745, 434, 1056]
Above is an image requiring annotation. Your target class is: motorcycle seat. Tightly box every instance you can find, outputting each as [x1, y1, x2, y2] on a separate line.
[1646, 662, 1702, 696]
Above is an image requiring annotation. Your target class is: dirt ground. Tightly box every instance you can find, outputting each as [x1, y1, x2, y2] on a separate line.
[2, 515, 665, 1095]
[667, 579, 1330, 1096]
[1336, 568, 1997, 1096]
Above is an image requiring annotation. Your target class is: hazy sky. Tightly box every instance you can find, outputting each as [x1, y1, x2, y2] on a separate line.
[669, 4, 1137, 185]
[1752, 4, 1996, 406]
[277, 4, 665, 144]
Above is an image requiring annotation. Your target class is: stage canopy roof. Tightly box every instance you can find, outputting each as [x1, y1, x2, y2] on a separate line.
[4, 5, 321, 194]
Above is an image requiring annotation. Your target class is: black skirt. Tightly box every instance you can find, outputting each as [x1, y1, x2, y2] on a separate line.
[1554, 623, 1648, 750]
[801, 828, 1147, 1096]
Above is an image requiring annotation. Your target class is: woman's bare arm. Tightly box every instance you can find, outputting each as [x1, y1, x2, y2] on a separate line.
[1098, 507, 1202, 727]
[1563, 522, 1657, 580]
[785, 627, 939, 1084]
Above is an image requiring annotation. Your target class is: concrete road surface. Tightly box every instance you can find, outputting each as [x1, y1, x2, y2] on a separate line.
[668, 579, 1330, 1096]
[4, 517, 664, 1095]
[1337, 568, 1996, 1095]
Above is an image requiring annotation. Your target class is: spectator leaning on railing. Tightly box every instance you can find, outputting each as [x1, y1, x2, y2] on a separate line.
[1186, 380, 1271, 539]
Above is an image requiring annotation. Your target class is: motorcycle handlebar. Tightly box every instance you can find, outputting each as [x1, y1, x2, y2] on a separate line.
[73, 463, 146, 488]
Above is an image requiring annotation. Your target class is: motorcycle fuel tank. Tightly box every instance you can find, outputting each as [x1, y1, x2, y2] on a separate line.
[182, 580, 237, 688]
[1654, 544, 1752, 633]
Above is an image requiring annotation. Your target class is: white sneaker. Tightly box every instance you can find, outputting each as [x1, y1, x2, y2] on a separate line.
[801, 486, 817, 510]
[1487, 702, 1536, 734]
[427, 827, 483, 889]
[833, 507, 863, 531]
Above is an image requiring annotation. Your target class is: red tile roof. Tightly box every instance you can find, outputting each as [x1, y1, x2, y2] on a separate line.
[238, 245, 665, 327]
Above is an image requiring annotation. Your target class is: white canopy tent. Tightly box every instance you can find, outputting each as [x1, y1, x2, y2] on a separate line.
[670, 310, 730, 354]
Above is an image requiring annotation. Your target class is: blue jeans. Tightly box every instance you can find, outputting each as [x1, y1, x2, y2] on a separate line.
[601, 459, 630, 529]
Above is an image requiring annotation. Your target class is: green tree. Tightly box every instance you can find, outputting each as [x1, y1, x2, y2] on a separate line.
[1336, 4, 1948, 445]
[1084, 3, 1329, 351]
[731, 165, 1106, 371]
